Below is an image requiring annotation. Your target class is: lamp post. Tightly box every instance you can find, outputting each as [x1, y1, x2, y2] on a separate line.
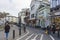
[18, 16, 21, 35]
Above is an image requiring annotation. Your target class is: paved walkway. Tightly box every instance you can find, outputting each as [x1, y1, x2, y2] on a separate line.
[0, 25, 26, 40]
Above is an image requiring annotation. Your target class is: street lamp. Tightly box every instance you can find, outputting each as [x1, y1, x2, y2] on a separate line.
[19, 16, 21, 27]
[18, 16, 21, 35]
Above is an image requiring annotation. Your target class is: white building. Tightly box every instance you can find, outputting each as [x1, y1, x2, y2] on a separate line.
[30, 0, 50, 28]
[30, 0, 42, 27]
[6, 16, 18, 23]
[0, 16, 18, 25]
[30, 0, 40, 19]
[37, 2, 50, 28]
[30, 0, 49, 19]
[18, 8, 30, 24]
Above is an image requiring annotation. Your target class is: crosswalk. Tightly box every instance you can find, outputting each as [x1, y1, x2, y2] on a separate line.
[25, 33, 34, 40]
[16, 31, 55, 40]
[40, 34, 43, 40]
[31, 35, 38, 40]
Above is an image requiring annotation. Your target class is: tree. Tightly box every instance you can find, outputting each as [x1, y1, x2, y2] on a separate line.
[2, 12, 9, 17]
[0, 12, 9, 18]
[0, 12, 9, 23]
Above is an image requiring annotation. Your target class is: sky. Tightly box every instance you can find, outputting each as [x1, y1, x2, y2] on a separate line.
[0, 0, 32, 17]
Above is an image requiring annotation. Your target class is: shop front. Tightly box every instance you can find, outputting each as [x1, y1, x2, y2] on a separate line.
[28, 18, 37, 27]
[38, 15, 51, 28]
[38, 16, 45, 28]
[50, 11, 60, 32]
[51, 15, 60, 25]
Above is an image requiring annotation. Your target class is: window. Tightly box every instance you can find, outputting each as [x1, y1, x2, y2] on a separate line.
[31, 5, 35, 10]
[39, 11, 44, 15]
[39, 5, 44, 9]
[31, 14, 34, 18]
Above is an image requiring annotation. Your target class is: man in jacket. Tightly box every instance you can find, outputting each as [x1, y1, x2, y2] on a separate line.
[4, 23, 10, 40]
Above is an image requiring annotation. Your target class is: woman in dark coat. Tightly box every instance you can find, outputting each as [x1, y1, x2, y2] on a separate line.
[4, 23, 10, 40]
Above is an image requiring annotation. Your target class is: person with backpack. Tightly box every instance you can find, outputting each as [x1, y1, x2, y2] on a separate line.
[4, 23, 10, 40]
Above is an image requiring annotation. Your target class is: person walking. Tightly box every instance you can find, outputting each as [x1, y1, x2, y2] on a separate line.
[52, 23, 56, 34]
[23, 24, 26, 33]
[4, 23, 10, 40]
[46, 25, 51, 34]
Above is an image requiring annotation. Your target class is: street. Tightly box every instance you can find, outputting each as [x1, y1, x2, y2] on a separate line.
[17, 26, 60, 40]
[0, 0, 60, 40]
[0, 25, 60, 40]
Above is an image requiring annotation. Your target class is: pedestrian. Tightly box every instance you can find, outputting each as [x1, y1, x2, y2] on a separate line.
[52, 23, 56, 34]
[47, 25, 50, 34]
[4, 23, 10, 40]
[23, 24, 26, 33]
[56, 24, 60, 37]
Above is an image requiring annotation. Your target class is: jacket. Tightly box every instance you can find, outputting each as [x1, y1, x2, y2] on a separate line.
[4, 25, 10, 33]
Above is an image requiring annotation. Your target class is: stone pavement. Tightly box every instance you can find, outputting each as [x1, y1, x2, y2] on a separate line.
[0, 25, 26, 40]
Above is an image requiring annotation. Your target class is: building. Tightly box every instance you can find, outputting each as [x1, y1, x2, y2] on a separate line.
[36, 1, 50, 28]
[18, 8, 30, 25]
[0, 12, 18, 24]
[6, 16, 18, 23]
[30, 0, 41, 27]
[30, 0, 50, 27]
[24, 9, 30, 26]
[50, 0, 60, 25]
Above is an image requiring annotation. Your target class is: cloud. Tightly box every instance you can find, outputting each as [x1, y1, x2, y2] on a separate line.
[0, 0, 32, 17]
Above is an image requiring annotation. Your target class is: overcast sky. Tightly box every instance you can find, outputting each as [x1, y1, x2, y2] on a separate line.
[0, 0, 32, 17]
